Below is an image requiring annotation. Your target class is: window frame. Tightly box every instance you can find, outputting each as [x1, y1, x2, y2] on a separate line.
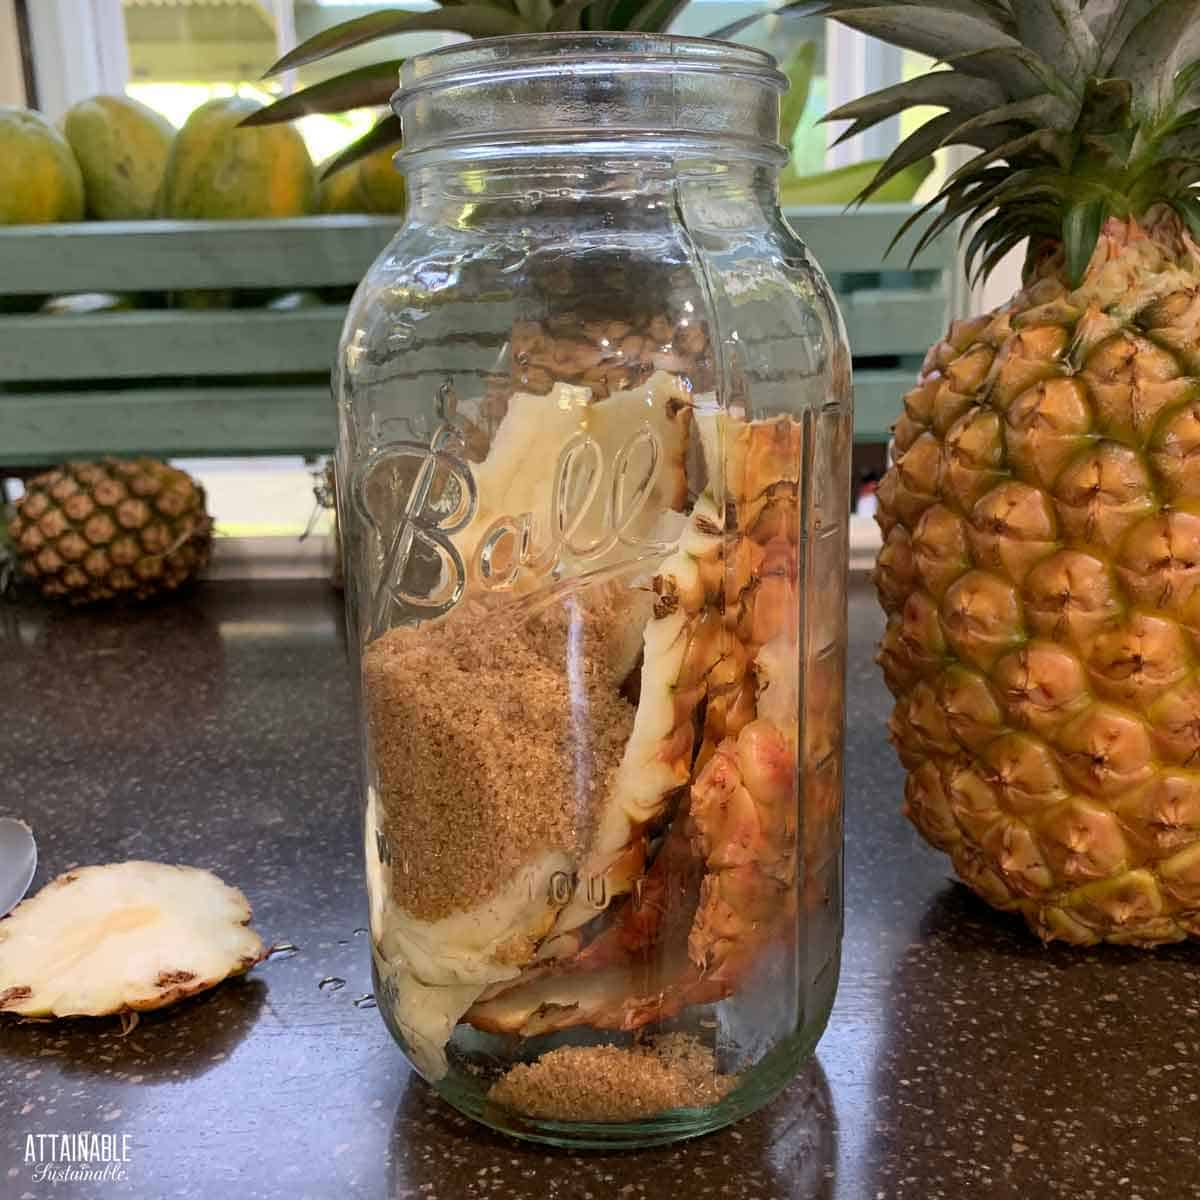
[22, 0, 130, 119]
[824, 21, 904, 168]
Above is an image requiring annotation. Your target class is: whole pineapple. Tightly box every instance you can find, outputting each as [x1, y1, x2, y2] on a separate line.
[7, 458, 212, 603]
[825, 0, 1200, 945]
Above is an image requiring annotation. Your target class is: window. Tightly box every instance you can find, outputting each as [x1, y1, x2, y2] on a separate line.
[120, 0, 450, 163]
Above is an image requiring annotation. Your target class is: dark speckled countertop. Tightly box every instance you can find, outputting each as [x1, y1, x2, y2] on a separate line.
[1, 579, 1198, 1200]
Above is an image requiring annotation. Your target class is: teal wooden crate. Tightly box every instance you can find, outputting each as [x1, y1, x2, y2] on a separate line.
[0, 216, 391, 466]
[784, 203, 960, 443]
[0, 207, 954, 465]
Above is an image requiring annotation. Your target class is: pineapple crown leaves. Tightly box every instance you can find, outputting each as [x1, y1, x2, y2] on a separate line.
[242, 0, 702, 176]
[240, 0, 1200, 284]
[790, 0, 1200, 284]
[244, 0, 817, 180]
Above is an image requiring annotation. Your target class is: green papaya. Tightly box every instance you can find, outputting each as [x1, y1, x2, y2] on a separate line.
[318, 135, 405, 216]
[62, 95, 174, 220]
[0, 107, 84, 224]
[158, 98, 315, 219]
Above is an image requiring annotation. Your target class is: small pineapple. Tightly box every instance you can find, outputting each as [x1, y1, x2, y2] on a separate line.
[7, 458, 212, 603]
[828, 0, 1200, 946]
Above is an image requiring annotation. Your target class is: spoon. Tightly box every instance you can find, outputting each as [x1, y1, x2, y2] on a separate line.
[0, 818, 36, 918]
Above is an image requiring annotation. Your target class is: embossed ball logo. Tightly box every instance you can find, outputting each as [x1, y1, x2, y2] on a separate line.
[353, 421, 478, 636]
[354, 387, 676, 632]
[475, 423, 668, 590]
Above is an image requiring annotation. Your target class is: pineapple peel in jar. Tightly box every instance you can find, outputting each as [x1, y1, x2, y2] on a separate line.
[338, 33, 850, 1147]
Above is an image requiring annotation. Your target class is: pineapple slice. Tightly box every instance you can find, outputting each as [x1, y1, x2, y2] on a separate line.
[366, 790, 572, 1079]
[362, 379, 721, 1078]
[464, 414, 807, 1036]
[0, 862, 265, 1017]
[364, 489, 723, 1080]
[454, 370, 691, 586]
[548, 491, 725, 938]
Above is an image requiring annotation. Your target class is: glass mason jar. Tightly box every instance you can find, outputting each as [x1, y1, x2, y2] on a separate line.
[336, 33, 850, 1148]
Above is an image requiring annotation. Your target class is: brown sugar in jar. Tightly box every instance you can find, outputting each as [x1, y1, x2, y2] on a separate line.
[488, 1035, 738, 1122]
[361, 587, 643, 922]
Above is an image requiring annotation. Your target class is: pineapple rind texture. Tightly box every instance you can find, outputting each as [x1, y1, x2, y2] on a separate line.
[874, 212, 1200, 947]
[6, 457, 212, 604]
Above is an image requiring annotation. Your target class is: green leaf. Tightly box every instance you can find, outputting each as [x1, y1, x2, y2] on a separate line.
[1163, 105, 1200, 142]
[945, 95, 1077, 146]
[954, 122, 1032, 152]
[264, 8, 532, 77]
[941, 128, 1068, 194]
[931, 162, 1066, 260]
[514, 0, 554, 25]
[891, 180, 984, 258]
[1176, 194, 1200, 240]
[854, 111, 961, 203]
[580, 0, 622, 27]
[833, 113, 1018, 152]
[628, 0, 690, 31]
[711, 0, 1015, 41]
[963, 206, 1056, 282]
[1008, 0, 1099, 86]
[822, 0, 1014, 31]
[1082, 0, 1124, 41]
[911, 204, 979, 262]
[941, 46, 1068, 101]
[1081, 129, 1135, 165]
[705, 8, 794, 41]
[1079, 78, 1133, 134]
[1149, 156, 1200, 192]
[779, 42, 817, 149]
[241, 61, 403, 126]
[824, 72, 1006, 130]
[955, 190, 1065, 255]
[602, 0, 649, 30]
[902, 166, 1025, 256]
[1062, 194, 1108, 286]
[319, 113, 402, 180]
[830, 116, 885, 147]
[828, 118, 876, 147]
[1174, 61, 1200, 109]
[1109, 0, 1200, 118]
[1097, 0, 1172, 71]
[823, 6, 1022, 64]
[546, 0, 602, 29]
[965, 171, 1068, 219]
[962, 209, 1021, 280]
[978, 231, 1031, 284]
[896, 200, 956, 261]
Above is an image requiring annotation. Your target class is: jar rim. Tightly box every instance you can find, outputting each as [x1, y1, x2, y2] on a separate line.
[396, 33, 785, 98]
[393, 33, 789, 167]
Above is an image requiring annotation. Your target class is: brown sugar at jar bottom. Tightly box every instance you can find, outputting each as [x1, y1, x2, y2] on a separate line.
[487, 1035, 738, 1122]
